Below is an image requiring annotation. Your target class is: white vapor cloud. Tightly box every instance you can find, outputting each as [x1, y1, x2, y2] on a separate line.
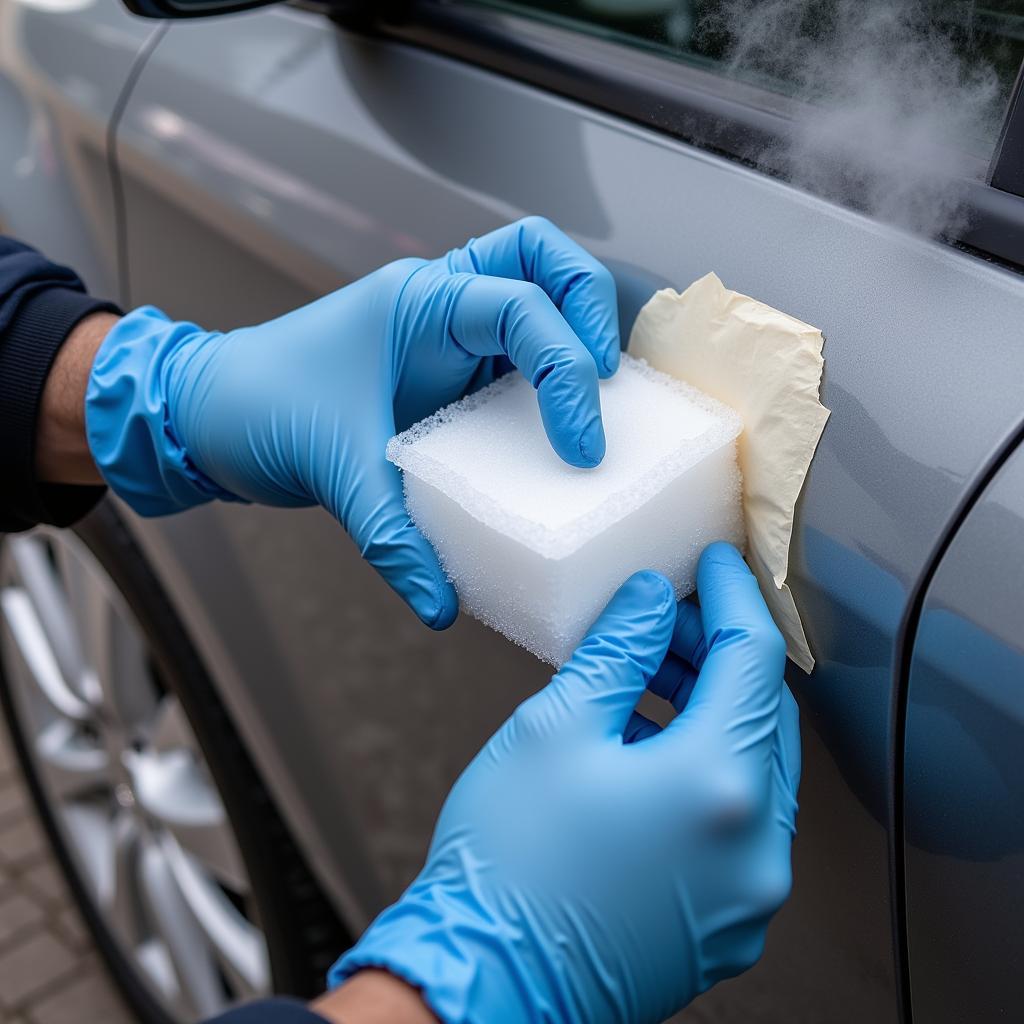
[697, 0, 1007, 237]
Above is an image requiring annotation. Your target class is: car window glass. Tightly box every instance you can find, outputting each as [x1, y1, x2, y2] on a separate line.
[457, 1, 1024, 163]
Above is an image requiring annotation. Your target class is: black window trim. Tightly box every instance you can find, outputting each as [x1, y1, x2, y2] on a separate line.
[990, 61, 1024, 197]
[324, 0, 1024, 272]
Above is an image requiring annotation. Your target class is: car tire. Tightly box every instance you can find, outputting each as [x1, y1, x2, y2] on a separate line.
[0, 501, 351, 1023]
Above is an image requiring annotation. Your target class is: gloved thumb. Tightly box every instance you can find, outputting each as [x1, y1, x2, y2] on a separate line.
[338, 456, 458, 631]
[544, 571, 676, 737]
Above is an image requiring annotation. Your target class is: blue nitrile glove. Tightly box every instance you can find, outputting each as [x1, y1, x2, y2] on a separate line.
[85, 217, 619, 629]
[330, 543, 801, 1024]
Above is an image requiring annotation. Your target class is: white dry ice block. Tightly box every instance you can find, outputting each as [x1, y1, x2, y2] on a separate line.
[387, 354, 745, 666]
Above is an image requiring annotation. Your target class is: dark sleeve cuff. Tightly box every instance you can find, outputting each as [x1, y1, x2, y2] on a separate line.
[203, 997, 330, 1024]
[0, 287, 119, 532]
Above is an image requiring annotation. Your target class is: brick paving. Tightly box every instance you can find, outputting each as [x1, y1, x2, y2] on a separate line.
[0, 716, 136, 1024]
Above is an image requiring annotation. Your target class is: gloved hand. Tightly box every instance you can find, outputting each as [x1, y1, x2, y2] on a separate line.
[329, 543, 801, 1024]
[85, 217, 619, 629]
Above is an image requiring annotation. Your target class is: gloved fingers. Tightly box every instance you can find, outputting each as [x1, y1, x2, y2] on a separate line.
[448, 216, 621, 378]
[735, 830, 793, 944]
[464, 355, 513, 398]
[445, 272, 606, 467]
[776, 684, 802, 798]
[670, 598, 709, 670]
[339, 457, 458, 631]
[668, 543, 786, 762]
[548, 570, 676, 737]
[752, 751, 799, 929]
[623, 710, 663, 744]
[648, 651, 698, 713]
[712, 729, 798, 933]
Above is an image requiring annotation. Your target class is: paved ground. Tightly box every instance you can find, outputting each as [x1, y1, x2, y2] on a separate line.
[0, 717, 136, 1024]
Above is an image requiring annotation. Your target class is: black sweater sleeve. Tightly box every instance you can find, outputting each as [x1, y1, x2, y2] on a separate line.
[0, 236, 120, 532]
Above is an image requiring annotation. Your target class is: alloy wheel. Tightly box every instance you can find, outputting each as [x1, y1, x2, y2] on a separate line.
[0, 528, 271, 1021]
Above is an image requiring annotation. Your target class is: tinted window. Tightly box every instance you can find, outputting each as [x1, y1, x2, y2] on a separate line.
[459, 1, 1024, 234]
[462, 1, 1024, 161]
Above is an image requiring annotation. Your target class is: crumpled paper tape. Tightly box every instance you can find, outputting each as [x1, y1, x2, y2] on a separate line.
[629, 272, 829, 673]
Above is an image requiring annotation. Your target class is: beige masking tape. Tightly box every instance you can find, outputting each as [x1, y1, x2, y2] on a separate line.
[629, 273, 829, 673]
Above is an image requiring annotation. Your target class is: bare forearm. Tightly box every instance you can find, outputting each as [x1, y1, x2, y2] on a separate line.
[35, 311, 118, 484]
[312, 970, 437, 1024]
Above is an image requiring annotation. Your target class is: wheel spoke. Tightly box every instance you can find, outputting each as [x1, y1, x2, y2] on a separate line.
[138, 835, 228, 1019]
[159, 834, 270, 998]
[53, 537, 111, 702]
[150, 696, 201, 759]
[5, 536, 86, 701]
[36, 719, 111, 802]
[98, 602, 158, 733]
[135, 938, 182, 1008]
[106, 811, 148, 946]
[53, 540, 158, 731]
[61, 801, 116, 903]
[128, 747, 248, 893]
[0, 588, 92, 721]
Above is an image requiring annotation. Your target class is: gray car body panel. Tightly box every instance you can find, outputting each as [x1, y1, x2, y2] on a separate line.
[0, 0, 155, 296]
[904, 444, 1024, 1024]
[3, 2, 1024, 1020]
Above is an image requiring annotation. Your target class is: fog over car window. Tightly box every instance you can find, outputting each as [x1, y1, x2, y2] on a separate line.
[462, 1, 1024, 236]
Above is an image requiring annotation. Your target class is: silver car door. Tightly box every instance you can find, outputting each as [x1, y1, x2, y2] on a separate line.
[112, 4, 1024, 1020]
[0, 0, 156, 297]
[903, 437, 1024, 1024]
